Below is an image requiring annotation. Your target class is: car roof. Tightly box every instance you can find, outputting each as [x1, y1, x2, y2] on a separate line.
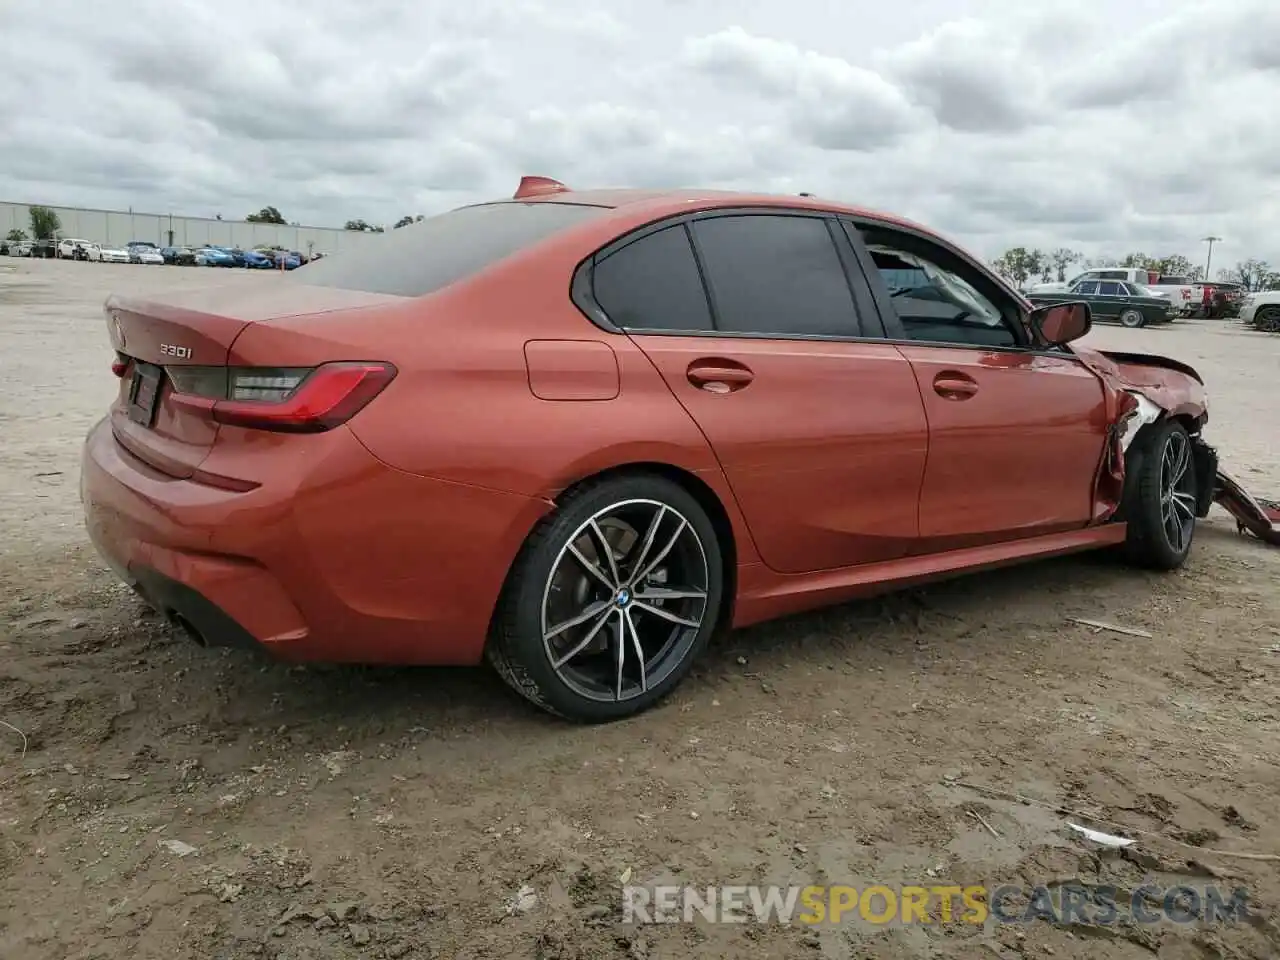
[514, 185, 931, 235]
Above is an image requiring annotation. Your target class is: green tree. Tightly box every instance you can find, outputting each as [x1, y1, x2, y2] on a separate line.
[344, 219, 385, 233]
[28, 205, 61, 239]
[1150, 254, 1195, 279]
[990, 247, 1045, 289]
[1118, 252, 1153, 270]
[246, 206, 287, 224]
[393, 214, 424, 229]
[5, 228, 28, 242]
[1224, 258, 1273, 292]
[1048, 248, 1081, 282]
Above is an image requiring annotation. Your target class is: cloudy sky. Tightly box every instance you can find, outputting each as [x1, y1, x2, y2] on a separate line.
[1, 0, 1277, 265]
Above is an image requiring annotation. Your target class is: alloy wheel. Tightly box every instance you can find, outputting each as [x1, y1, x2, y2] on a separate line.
[540, 499, 709, 703]
[1160, 430, 1196, 553]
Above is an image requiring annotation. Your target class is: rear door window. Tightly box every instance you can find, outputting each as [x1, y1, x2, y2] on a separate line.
[592, 224, 713, 331]
[689, 214, 860, 337]
[296, 201, 608, 297]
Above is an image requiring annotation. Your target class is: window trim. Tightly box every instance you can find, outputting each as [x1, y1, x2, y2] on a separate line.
[571, 207, 879, 342]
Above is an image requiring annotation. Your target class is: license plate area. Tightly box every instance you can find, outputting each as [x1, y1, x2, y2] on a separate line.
[127, 361, 164, 427]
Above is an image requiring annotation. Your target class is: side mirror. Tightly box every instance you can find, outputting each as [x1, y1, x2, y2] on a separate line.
[1031, 301, 1091, 345]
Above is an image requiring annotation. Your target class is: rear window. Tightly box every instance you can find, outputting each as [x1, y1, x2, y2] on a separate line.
[295, 201, 608, 297]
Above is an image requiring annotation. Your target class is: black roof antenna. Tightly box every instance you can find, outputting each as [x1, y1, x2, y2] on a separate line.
[798, 192, 814, 197]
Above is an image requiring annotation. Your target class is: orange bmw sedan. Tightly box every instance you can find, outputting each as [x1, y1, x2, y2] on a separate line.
[81, 177, 1212, 721]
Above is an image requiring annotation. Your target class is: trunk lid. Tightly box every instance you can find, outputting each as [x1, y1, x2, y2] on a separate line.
[105, 283, 400, 479]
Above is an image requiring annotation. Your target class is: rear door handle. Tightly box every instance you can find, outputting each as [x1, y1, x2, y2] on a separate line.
[687, 360, 754, 393]
[932, 372, 978, 399]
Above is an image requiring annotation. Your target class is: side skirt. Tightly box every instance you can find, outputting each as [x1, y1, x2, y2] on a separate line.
[733, 524, 1128, 628]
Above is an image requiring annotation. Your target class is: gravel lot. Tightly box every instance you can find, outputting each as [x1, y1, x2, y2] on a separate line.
[2, 258, 1279, 960]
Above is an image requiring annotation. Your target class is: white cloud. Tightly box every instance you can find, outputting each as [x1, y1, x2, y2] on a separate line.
[0, 0, 1276, 269]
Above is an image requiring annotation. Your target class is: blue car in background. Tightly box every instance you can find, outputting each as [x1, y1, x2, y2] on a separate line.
[242, 249, 275, 269]
[215, 246, 246, 267]
[194, 246, 235, 267]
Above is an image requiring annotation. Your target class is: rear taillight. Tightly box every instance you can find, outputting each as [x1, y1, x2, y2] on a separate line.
[111, 352, 130, 377]
[169, 361, 396, 433]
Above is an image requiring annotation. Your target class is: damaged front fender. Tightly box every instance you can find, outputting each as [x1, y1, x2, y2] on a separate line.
[1072, 345, 1278, 546]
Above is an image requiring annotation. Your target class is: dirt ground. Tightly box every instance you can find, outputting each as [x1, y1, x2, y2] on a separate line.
[2, 257, 1278, 960]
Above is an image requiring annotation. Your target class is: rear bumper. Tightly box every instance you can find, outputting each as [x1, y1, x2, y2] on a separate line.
[80, 417, 552, 665]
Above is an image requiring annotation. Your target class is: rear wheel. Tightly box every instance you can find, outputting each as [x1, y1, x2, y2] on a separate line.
[488, 474, 724, 722]
[1121, 419, 1198, 570]
[1119, 308, 1146, 328]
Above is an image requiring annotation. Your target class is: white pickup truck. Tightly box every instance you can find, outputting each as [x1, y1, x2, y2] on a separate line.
[1027, 267, 1197, 316]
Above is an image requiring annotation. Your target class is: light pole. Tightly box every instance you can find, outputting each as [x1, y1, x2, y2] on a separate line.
[1202, 235, 1221, 281]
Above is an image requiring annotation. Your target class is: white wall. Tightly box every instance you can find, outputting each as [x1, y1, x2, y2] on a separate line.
[0, 201, 376, 256]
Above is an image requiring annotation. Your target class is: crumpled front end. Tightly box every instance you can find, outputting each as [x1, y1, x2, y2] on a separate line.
[1074, 345, 1279, 547]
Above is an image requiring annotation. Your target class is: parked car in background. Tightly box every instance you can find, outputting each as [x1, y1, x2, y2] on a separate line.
[1194, 281, 1244, 318]
[241, 249, 275, 269]
[31, 239, 57, 258]
[97, 245, 132, 264]
[127, 242, 165, 264]
[160, 246, 198, 266]
[1238, 289, 1280, 329]
[1026, 278, 1176, 327]
[1028, 267, 1196, 315]
[56, 238, 92, 259]
[195, 246, 236, 267]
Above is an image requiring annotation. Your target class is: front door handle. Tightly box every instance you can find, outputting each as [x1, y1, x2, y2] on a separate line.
[687, 360, 754, 393]
[932, 372, 978, 400]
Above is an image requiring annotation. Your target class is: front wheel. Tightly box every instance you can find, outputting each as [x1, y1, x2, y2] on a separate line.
[1255, 306, 1280, 333]
[1119, 308, 1146, 328]
[487, 474, 724, 722]
[1121, 419, 1198, 570]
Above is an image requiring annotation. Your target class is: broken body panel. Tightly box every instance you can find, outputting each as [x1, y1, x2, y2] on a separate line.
[1073, 345, 1279, 546]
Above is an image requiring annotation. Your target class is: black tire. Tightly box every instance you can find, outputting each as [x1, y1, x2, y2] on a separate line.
[1120, 419, 1197, 570]
[1119, 308, 1146, 328]
[487, 473, 725, 722]
[1255, 306, 1280, 333]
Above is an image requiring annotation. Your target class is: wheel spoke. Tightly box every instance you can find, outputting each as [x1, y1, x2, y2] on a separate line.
[624, 608, 647, 694]
[634, 586, 707, 601]
[567, 542, 616, 591]
[550, 604, 615, 668]
[634, 518, 688, 584]
[626, 505, 668, 583]
[1165, 508, 1184, 551]
[1171, 438, 1191, 486]
[1173, 491, 1196, 520]
[613, 610, 626, 700]
[544, 599, 611, 643]
[587, 519, 622, 587]
[633, 600, 701, 629]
